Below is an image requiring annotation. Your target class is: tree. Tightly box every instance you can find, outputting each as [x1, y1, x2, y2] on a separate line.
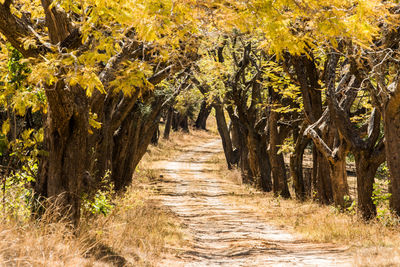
[195, 100, 212, 130]
[224, 0, 394, 211]
[0, 0, 200, 224]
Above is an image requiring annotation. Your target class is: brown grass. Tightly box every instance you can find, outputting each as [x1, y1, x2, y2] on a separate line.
[208, 144, 400, 266]
[0, 121, 219, 266]
[0, 182, 185, 266]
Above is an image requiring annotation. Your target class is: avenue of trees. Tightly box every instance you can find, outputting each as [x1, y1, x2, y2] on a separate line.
[1, 0, 400, 225]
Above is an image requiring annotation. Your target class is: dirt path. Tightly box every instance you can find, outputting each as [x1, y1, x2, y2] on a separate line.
[154, 139, 351, 266]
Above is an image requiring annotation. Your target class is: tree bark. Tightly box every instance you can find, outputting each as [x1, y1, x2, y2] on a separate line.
[354, 149, 383, 219]
[246, 130, 272, 191]
[383, 107, 400, 215]
[195, 100, 212, 130]
[268, 111, 291, 198]
[213, 103, 235, 169]
[163, 107, 173, 139]
[290, 124, 310, 200]
[180, 115, 189, 132]
[329, 141, 350, 208]
[36, 83, 89, 225]
[315, 135, 334, 204]
[111, 97, 162, 191]
[151, 120, 160, 145]
[306, 124, 349, 208]
[287, 53, 333, 204]
[172, 112, 189, 132]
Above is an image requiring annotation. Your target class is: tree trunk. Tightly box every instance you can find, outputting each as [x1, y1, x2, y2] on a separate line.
[315, 152, 334, 204]
[268, 111, 290, 198]
[314, 122, 334, 205]
[246, 130, 272, 191]
[354, 151, 379, 220]
[290, 125, 310, 200]
[328, 144, 350, 208]
[163, 107, 173, 139]
[111, 112, 141, 191]
[306, 119, 340, 206]
[195, 100, 211, 130]
[180, 115, 189, 132]
[239, 135, 251, 184]
[229, 121, 240, 149]
[213, 103, 235, 169]
[256, 141, 272, 192]
[226, 107, 255, 184]
[151, 120, 160, 145]
[288, 54, 333, 203]
[172, 112, 189, 132]
[35, 83, 89, 225]
[383, 109, 400, 216]
[112, 99, 162, 191]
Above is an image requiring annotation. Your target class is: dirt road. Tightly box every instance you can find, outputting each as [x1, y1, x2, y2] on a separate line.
[154, 139, 351, 266]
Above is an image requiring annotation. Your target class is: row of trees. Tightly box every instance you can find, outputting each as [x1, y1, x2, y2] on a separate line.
[0, 0, 400, 224]
[199, 35, 385, 219]
[200, 1, 399, 220]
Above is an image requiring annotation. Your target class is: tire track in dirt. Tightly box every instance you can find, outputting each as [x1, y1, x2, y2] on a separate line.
[154, 139, 351, 266]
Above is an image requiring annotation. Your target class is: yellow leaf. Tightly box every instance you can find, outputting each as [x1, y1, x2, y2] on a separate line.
[1, 119, 10, 135]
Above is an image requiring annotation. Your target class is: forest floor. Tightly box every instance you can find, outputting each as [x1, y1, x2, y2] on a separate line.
[149, 137, 352, 266]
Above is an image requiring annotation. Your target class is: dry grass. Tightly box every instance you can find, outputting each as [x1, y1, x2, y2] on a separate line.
[354, 247, 400, 266]
[0, 182, 185, 266]
[209, 150, 400, 266]
[226, 193, 400, 246]
[81, 182, 186, 266]
[0, 122, 219, 266]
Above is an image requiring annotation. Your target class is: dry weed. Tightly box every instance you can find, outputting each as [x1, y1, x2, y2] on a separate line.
[0, 126, 218, 266]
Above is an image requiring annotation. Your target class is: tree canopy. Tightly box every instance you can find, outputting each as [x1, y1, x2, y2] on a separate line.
[1, 0, 400, 225]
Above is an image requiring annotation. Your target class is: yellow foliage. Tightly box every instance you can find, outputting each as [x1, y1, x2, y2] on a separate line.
[220, 0, 395, 56]
[1, 119, 10, 136]
[88, 112, 102, 134]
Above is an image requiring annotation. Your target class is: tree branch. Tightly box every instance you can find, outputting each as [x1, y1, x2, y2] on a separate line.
[148, 65, 174, 85]
[305, 126, 335, 164]
[3, 0, 12, 11]
[0, 4, 45, 57]
[365, 108, 382, 149]
[325, 49, 368, 151]
[110, 91, 141, 132]
[40, 0, 72, 44]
